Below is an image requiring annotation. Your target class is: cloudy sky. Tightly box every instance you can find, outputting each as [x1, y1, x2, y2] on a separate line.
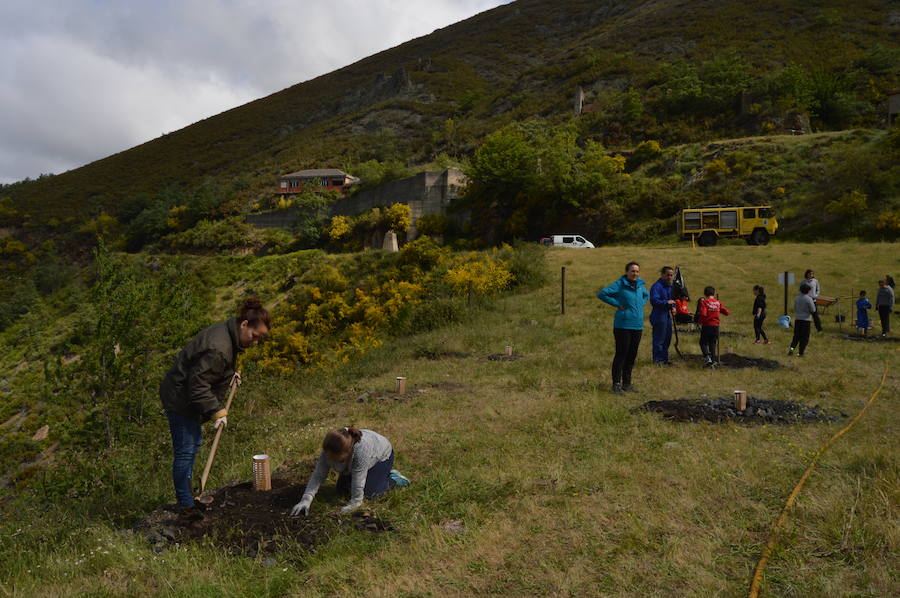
[0, 0, 511, 184]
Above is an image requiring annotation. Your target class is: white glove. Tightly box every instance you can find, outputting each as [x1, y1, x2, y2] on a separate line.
[214, 416, 227, 429]
[340, 501, 363, 514]
[233, 371, 242, 386]
[291, 495, 312, 516]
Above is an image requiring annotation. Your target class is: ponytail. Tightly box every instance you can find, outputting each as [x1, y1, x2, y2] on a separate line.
[238, 298, 271, 329]
[322, 426, 362, 456]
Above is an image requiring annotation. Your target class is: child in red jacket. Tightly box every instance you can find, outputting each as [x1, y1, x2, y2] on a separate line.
[697, 286, 730, 366]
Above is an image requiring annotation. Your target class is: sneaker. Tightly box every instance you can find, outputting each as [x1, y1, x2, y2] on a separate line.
[389, 469, 410, 487]
[703, 358, 713, 367]
[622, 383, 639, 393]
[754, 340, 761, 344]
[611, 383, 624, 395]
[788, 347, 794, 356]
[764, 340, 772, 344]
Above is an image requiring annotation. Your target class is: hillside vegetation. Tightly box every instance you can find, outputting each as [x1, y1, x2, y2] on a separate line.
[1, 0, 898, 247]
[1, 242, 897, 596]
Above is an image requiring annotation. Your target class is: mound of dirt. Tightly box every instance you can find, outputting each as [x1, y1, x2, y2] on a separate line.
[486, 353, 522, 361]
[637, 396, 843, 424]
[839, 334, 899, 343]
[133, 466, 395, 557]
[681, 352, 781, 370]
[415, 348, 469, 359]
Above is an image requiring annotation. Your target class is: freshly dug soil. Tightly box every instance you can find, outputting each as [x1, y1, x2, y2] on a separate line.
[637, 396, 843, 424]
[681, 352, 782, 370]
[839, 334, 900, 343]
[486, 353, 522, 361]
[133, 464, 395, 557]
[415, 348, 470, 360]
[355, 381, 469, 402]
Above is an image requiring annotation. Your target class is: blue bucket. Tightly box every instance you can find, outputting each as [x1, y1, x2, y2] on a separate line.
[777, 315, 791, 328]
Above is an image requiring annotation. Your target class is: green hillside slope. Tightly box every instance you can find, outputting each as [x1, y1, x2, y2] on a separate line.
[4, 0, 898, 234]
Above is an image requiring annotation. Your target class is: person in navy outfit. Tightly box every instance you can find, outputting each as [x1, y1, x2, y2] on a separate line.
[649, 266, 676, 365]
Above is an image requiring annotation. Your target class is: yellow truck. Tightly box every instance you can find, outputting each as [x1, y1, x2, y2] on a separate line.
[676, 205, 778, 246]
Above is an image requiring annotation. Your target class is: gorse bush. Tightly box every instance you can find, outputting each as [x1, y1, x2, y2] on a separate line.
[245, 243, 544, 374]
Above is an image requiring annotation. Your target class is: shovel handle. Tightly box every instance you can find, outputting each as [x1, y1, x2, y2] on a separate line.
[199, 373, 240, 493]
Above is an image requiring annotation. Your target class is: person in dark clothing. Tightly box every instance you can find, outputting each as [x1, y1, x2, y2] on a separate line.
[875, 279, 895, 336]
[649, 266, 676, 365]
[597, 262, 650, 394]
[160, 298, 270, 521]
[789, 283, 815, 356]
[752, 285, 769, 344]
[697, 286, 730, 366]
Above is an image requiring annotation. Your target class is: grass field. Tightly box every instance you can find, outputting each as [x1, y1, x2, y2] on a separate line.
[2, 241, 898, 597]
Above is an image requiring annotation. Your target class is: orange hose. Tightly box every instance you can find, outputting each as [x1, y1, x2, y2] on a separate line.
[748, 365, 889, 597]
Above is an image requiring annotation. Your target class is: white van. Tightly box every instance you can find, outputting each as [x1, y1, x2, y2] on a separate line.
[540, 235, 595, 248]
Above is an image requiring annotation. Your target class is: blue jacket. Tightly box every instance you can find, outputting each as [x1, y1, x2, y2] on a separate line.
[598, 275, 649, 330]
[649, 279, 673, 326]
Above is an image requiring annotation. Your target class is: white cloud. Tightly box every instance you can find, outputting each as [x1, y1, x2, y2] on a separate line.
[0, 0, 510, 184]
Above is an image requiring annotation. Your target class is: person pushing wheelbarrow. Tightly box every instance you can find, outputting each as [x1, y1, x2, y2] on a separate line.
[159, 298, 270, 524]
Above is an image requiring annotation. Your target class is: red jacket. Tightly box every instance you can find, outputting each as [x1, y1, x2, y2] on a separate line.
[697, 297, 730, 326]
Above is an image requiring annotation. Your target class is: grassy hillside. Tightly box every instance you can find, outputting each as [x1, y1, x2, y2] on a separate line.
[1, 241, 897, 596]
[3, 0, 898, 236]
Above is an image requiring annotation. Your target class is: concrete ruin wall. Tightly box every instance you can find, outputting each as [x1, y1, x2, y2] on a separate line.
[247, 169, 466, 240]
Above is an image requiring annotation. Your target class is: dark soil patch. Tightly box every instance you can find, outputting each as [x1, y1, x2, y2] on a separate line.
[415, 348, 469, 360]
[637, 396, 844, 424]
[839, 334, 900, 343]
[681, 352, 781, 370]
[486, 353, 522, 361]
[355, 381, 469, 402]
[133, 465, 395, 558]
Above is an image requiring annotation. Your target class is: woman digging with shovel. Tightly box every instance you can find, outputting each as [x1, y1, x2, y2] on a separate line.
[159, 298, 270, 524]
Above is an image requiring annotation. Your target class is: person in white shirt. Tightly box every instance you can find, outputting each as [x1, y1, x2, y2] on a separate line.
[802, 269, 822, 332]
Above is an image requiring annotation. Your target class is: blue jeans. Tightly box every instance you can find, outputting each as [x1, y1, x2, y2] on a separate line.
[166, 410, 203, 507]
[336, 450, 396, 498]
[651, 318, 672, 363]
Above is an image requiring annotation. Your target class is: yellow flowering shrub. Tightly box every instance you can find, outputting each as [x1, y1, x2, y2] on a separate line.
[445, 257, 513, 296]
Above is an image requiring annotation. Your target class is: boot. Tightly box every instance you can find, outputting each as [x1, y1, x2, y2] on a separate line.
[622, 383, 639, 393]
[611, 383, 624, 395]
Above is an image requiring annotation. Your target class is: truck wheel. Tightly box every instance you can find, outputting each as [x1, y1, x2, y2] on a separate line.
[750, 229, 770, 245]
[698, 231, 717, 247]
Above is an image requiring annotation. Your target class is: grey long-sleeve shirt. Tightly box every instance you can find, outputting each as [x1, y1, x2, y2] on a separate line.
[876, 286, 895, 309]
[300, 429, 393, 510]
[794, 294, 816, 321]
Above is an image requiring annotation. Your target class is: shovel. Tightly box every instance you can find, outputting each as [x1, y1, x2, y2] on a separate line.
[197, 372, 240, 498]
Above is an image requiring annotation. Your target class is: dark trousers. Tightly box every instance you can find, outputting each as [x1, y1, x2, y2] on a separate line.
[611, 328, 642, 385]
[812, 308, 822, 332]
[651, 317, 672, 363]
[166, 410, 203, 508]
[699, 325, 719, 360]
[878, 305, 891, 334]
[336, 450, 395, 499]
[753, 316, 768, 341]
[790, 319, 811, 355]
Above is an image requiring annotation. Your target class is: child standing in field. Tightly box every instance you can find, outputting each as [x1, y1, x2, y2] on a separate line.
[856, 290, 871, 336]
[697, 286, 730, 367]
[752, 285, 769, 344]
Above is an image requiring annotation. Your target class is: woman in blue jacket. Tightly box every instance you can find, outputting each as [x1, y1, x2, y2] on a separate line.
[597, 261, 650, 394]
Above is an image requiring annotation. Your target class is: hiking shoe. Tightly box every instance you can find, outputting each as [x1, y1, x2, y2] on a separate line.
[176, 506, 204, 525]
[389, 469, 410, 487]
[622, 383, 639, 393]
[611, 383, 624, 395]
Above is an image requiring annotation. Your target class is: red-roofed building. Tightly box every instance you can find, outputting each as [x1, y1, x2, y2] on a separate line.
[276, 169, 359, 194]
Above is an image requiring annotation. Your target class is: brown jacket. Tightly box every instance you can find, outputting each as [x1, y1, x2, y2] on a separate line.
[159, 319, 241, 422]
